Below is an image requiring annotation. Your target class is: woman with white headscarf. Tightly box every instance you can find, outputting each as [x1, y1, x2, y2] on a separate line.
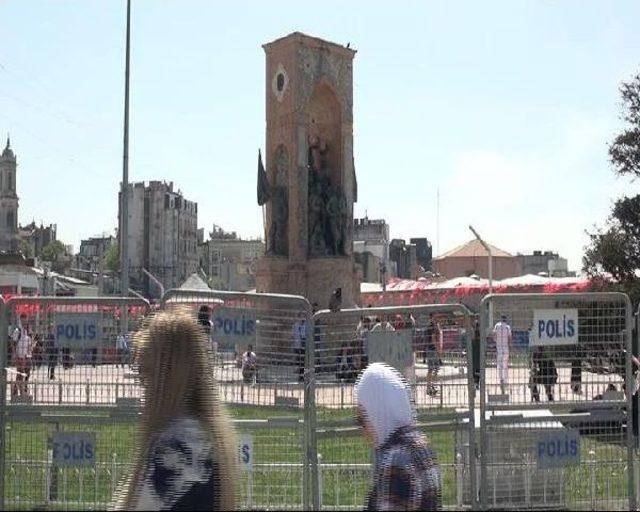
[355, 362, 442, 511]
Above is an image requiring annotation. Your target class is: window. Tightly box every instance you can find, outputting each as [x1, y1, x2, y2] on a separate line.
[7, 211, 14, 229]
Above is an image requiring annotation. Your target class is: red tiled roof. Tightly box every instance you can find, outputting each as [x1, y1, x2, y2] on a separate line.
[433, 239, 513, 260]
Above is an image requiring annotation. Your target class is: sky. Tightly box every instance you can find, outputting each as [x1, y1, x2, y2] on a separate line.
[1, 1, 640, 272]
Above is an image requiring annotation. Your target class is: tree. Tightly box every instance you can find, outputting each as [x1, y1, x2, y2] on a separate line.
[104, 243, 120, 273]
[41, 240, 66, 263]
[18, 238, 33, 259]
[41, 240, 70, 274]
[584, 73, 640, 304]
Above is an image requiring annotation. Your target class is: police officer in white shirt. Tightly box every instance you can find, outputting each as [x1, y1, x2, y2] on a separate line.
[493, 314, 512, 394]
[292, 316, 308, 382]
[12, 318, 33, 398]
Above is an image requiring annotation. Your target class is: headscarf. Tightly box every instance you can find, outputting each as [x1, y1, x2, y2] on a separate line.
[355, 362, 415, 447]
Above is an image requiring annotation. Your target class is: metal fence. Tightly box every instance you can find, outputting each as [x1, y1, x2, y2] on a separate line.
[2, 290, 639, 510]
[479, 292, 636, 510]
[159, 288, 314, 509]
[307, 303, 477, 510]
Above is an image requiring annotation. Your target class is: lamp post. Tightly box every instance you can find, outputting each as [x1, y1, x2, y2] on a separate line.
[120, 0, 132, 334]
[469, 225, 492, 294]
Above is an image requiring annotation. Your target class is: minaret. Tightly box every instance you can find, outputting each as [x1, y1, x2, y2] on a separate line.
[0, 135, 19, 252]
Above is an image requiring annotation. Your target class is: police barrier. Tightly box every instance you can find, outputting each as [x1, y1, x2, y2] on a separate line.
[3, 296, 150, 406]
[479, 292, 636, 511]
[307, 303, 477, 510]
[161, 288, 315, 510]
[0, 296, 150, 511]
[2, 407, 306, 510]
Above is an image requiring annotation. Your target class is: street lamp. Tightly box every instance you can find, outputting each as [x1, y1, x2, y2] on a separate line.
[469, 225, 493, 294]
[120, 0, 132, 335]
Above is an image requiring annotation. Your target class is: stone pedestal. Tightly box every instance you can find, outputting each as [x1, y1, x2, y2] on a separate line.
[257, 256, 358, 308]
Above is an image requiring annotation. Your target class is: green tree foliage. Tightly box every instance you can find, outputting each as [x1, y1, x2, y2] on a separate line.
[18, 238, 33, 259]
[104, 243, 120, 272]
[584, 73, 640, 304]
[41, 240, 66, 263]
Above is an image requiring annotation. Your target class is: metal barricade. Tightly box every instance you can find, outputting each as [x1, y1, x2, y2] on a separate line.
[161, 288, 314, 510]
[479, 292, 636, 511]
[308, 304, 477, 510]
[3, 296, 149, 407]
[0, 296, 150, 511]
[1, 409, 304, 510]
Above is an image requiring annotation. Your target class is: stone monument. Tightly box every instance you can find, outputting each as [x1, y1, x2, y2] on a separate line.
[256, 32, 359, 308]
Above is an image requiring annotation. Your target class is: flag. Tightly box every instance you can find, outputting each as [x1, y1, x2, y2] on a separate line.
[257, 149, 271, 206]
[352, 155, 358, 203]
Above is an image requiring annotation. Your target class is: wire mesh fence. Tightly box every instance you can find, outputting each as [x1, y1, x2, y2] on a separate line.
[3, 297, 150, 407]
[2, 411, 307, 511]
[478, 292, 636, 510]
[1, 291, 639, 510]
[308, 304, 477, 510]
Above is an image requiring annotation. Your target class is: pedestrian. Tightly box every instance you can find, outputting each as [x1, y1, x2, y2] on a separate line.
[371, 316, 395, 332]
[493, 314, 512, 394]
[393, 314, 406, 330]
[13, 320, 33, 398]
[45, 325, 58, 380]
[424, 317, 441, 397]
[197, 305, 212, 334]
[242, 344, 258, 384]
[356, 316, 371, 370]
[336, 343, 357, 383]
[116, 333, 128, 369]
[530, 347, 558, 402]
[355, 363, 442, 511]
[291, 314, 307, 382]
[113, 307, 238, 511]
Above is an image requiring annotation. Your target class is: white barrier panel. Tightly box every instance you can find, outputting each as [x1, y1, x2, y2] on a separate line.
[531, 309, 578, 347]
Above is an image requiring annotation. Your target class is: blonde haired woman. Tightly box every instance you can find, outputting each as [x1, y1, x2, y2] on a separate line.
[115, 307, 238, 510]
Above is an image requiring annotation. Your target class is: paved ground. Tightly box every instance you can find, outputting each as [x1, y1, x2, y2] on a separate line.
[5, 359, 623, 409]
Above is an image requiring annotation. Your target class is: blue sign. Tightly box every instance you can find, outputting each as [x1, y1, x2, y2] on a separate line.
[238, 435, 254, 470]
[55, 313, 102, 347]
[532, 309, 579, 346]
[212, 308, 256, 349]
[52, 432, 96, 467]
[536, 430, 580, 469]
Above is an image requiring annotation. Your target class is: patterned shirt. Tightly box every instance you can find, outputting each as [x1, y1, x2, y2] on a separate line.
[367, 426, 442, 511]
[134, 417, 219, 511]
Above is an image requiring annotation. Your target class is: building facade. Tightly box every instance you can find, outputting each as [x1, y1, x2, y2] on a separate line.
[199, 226, 264, 291]
[119, 181, 198, 297]
[18, 222, 57, 258]
[353, 217, 390, 263]
[76, 235, 115, 272]
[0, 137, 19, 252]
[389, 239, 419, 279]
[516, 250, 574, 277]
[410, 237, 433, 271]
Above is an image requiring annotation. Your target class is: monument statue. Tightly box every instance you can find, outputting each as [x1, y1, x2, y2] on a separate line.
[307, 136, 347, 257]
[268, 186, 288, 256]
[257, 149, 289, 257]
[257, 32, 359, 308]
